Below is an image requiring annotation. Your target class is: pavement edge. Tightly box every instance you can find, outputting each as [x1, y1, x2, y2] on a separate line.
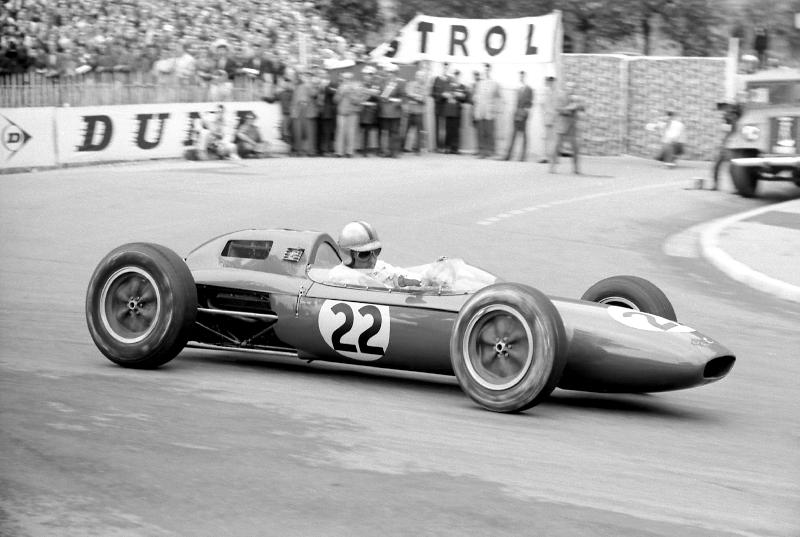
[700, 200, 800, 303]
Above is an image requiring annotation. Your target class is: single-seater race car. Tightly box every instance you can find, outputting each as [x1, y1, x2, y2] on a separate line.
[85, 228, 735, 413]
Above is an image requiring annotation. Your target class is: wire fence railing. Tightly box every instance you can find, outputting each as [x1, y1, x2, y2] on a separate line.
[0, 71, 270, 108]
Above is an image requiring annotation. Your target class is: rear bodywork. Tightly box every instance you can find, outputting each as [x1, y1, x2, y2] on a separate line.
[184, 229, 734, 394]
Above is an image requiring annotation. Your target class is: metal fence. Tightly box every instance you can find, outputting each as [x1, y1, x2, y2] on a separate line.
[0, 71, 267, 108]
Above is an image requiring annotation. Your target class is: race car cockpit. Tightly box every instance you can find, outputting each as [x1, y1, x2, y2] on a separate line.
[307, 258, 499, 295]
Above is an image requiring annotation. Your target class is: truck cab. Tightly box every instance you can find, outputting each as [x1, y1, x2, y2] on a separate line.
[723, 70, 800, 197]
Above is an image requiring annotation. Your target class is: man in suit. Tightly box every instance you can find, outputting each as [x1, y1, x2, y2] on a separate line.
[334, 71, 361, 158]
[377, 63, 405, 158]
[472, 63, 502, 158]
[431, 62, 450, 152]
[443, 70, 468, 154]
[318, 71, 338, 156]
[549, 82, 584, 174]
[290, 70, 319, 156]
[504, 70, 534, 161]
[403, 69, 427, 154]
[358, 65, 381, 156]
[538, 76, 557, 163]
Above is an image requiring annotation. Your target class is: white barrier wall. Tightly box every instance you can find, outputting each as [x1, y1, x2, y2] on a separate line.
[55, 101, 283, 165]
[0, 108, 58, 169]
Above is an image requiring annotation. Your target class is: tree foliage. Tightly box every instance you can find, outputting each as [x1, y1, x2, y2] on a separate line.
[735, 0, 800, 57]
[393, 0, 554, 22]
[324, 0, 794, 58]
[313, 0, 381, 42]
[557, 0, 727, 55]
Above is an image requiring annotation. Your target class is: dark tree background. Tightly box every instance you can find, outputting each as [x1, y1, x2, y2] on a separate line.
[313, 0, 381, 42]
[734, 0, 800, 59]
[318, 0, 798, 59]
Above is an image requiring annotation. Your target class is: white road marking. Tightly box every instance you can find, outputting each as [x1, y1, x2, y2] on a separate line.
[476, 182, 678, 225]
[662, 223, 707, 258]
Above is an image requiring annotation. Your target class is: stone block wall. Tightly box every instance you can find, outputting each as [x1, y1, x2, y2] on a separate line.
[563, 54, 728, 160]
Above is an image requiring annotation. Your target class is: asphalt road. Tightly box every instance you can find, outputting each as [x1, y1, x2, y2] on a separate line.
[1, 154, 799, 537]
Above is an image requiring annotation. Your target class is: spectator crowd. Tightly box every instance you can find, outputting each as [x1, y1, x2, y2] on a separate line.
[190, 61, 575, 165]
[0, 0, 370, 92]
[2, 0, 584, 165]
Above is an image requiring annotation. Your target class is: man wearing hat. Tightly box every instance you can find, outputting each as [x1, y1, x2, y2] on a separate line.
[378, 63, 405, 158]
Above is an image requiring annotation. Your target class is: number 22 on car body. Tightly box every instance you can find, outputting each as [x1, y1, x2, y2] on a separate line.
[318, 300, 391, 361]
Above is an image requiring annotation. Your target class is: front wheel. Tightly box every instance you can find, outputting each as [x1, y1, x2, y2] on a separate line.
[450, 283, 567, 413]
[581, 275, 676, 321]
[730, 162, 758, 197]
[85, 243, 197, 368]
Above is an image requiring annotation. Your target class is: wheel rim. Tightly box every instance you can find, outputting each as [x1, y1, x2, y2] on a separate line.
[597, 296, 640, 310]
[462, 304, 533, 391]
[99, 266, 161, 344]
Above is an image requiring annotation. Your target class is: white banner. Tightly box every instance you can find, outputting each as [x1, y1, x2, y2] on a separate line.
[0, 108, 57, 169]
[55, 101, 283, 165]
[371, 12, 560, 64]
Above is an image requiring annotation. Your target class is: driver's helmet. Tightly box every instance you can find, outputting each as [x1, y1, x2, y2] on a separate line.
[338, 221, 381, 253]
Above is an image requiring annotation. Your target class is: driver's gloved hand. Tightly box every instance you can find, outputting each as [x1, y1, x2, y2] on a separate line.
[397, 276, 422, 287]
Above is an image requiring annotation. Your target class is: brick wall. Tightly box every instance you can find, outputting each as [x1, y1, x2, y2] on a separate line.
[563, 54, 728, 160]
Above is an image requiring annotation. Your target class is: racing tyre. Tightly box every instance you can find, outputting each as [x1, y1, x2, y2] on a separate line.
[581, 275, 676, 321]
[86, 243, 197, 368]
[450, 283, 567, 413]
[730, 162, 758, 198]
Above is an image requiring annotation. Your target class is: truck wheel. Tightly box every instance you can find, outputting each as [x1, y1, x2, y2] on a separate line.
[730, 162, 758, 197]
[450, 283, 567, 413]
[581, 275, 676, 321]
[86, 243, 197, 368]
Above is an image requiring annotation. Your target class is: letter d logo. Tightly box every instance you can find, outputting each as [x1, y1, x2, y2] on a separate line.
[77, 115, 113, 151]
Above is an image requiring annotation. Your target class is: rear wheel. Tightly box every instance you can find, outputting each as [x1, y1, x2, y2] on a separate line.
[581, 275, 676, 321]
[86, 243, 197, 368]
[450, 283, 567, 413]
[730, 162, 758, 197]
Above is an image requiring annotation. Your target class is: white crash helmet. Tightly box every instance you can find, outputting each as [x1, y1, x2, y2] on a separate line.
[338, 221, 382, 253]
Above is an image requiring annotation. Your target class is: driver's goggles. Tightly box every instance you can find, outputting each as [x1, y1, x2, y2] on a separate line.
[356, 248, 381, 260]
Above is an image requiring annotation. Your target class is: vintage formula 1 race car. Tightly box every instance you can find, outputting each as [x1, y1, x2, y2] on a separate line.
[85, 228, 736, 413]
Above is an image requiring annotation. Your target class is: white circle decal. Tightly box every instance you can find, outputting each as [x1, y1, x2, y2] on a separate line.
[318, 300, 391, 361]
[607, 306, 695, 333]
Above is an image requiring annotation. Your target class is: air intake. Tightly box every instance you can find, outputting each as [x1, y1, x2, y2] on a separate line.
[704, 355, 735, 379]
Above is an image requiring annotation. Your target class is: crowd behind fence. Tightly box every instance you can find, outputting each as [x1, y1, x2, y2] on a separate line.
[1, 55, 730, 161]
[0, 71, 266, 107]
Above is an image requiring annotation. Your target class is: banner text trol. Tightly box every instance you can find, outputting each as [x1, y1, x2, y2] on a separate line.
[372, 13, 560, 64]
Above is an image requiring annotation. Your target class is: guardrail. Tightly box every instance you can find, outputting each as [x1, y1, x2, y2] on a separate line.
[0, 71, 268, 108]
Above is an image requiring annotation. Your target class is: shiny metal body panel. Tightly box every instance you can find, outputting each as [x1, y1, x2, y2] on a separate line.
[184, 229, 735, 393]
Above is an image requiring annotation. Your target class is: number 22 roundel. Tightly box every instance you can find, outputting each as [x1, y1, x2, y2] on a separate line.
[318, 300, 390, 361]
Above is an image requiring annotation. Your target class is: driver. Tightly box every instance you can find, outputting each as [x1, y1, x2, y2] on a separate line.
[327, 221, 422, 287]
